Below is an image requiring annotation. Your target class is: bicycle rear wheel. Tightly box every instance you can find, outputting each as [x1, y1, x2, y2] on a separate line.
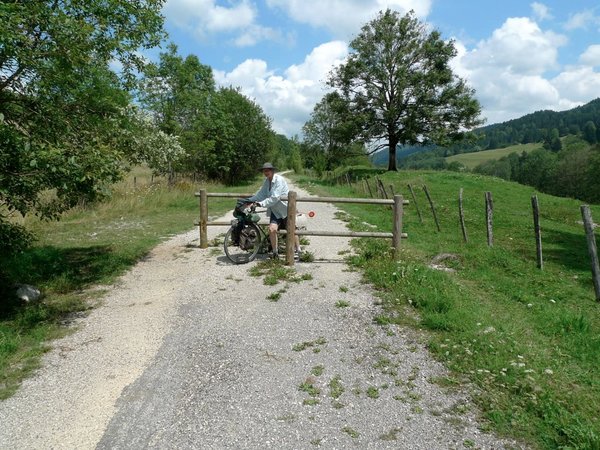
[223, 223, 262, 264]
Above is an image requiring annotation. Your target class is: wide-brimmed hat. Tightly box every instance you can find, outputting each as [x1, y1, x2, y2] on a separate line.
[259, 162, 276, 171]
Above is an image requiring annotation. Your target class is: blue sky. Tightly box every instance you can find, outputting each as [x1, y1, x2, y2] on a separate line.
[155, 0, 600, 137]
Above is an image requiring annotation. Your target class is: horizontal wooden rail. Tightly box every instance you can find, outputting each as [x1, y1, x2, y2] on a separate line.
[195, 192, 409, 206]
[197, 189, 406, 265]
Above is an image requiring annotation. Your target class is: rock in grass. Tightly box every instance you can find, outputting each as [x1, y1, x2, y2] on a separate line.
[15, 284, 42, 303]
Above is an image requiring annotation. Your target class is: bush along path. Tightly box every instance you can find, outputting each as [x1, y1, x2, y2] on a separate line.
[0, 180, 519, 449]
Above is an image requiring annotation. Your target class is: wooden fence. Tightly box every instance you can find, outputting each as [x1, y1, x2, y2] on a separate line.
[196, 190, 409, 266]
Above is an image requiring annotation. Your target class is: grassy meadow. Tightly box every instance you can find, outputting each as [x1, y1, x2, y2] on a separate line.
[293, 170, 600, 449]
[446, 143, 541, 169]
[0, 166, 258, 399]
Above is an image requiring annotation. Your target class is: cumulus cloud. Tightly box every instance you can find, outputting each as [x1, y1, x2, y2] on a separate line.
[451, 17, 576, 123]
[531, 2, 552, 22]
[215, 41, 349, 136]
[460, 18, 566, 75]
[564, 9, 600, 31]
[580, 44, 600, 67]
[163, 0, 280, 47]
[552, 66, 600, 103]
[265, 0, 432, 38]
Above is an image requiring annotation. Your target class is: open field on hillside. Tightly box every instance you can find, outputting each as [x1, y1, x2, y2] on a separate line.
[294, 170, 600, 450]
[446, 143, 541, 169]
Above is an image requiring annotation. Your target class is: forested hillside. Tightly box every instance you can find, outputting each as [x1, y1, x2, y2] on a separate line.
[471, 97, 600, 151]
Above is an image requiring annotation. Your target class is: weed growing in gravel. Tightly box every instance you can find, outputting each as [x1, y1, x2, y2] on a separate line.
[299, 382, 320, 397]
[329, 375, 344, 399]
[310, 438, 322, 446]
[366, 386, 380, 399]
[342, 426, 360, 439]
[303, 398, 320, 406]
[299, 236, 311, 246]
[299, 251, 315, 263]
[311, 365, 324, 376]
[339, 285, 349, 293]
[335, 300, 350, 308]
[249, 259, 313, 285]
[292, 337, 326, 352]
[379, 428, 401, 441]
[267, 289, 286, 302]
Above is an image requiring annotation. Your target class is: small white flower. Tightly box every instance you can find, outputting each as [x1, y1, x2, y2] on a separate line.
[527, 303, 533, 308]
[550, 299, 556, 304]
[544, 368, 554, 375]
[517, 355, 524, 359]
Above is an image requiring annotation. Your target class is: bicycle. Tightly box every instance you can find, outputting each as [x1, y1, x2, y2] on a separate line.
[223, 203, 273, 264]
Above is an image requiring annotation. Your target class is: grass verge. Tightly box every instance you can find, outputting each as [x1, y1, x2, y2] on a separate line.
[292, 170, 600, 449]
[0, 167, 260, 399]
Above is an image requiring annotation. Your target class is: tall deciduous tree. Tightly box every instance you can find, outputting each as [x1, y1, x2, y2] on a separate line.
[0, 0, 166, 251]
[302, 92, 362, 169]
[329, 9, 483, 170]
[202, 87, 274, 185]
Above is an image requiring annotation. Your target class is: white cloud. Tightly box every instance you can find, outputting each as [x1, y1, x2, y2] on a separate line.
[266, 0, 432, 37]
[163, 0, 281, 47]
[452, 15, 600, 125]
[580, 44, 600, 67]
[531, 2, 552, 22]
[552, 66, 600, 103]
[564, 9, 600, 31]
[215, 41, 349, 136]
[460, 18, 566, 76]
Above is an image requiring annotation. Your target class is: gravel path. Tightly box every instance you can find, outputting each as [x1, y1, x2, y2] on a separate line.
[0, 180, 519, 449]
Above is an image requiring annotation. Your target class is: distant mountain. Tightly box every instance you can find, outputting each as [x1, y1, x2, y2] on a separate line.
[370, 144, 436, 167]
[371, 97, 600, 167]
[470, 97, 600, 151]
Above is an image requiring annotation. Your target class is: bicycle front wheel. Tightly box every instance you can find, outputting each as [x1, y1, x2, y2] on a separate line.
[223, 223, 262, 264]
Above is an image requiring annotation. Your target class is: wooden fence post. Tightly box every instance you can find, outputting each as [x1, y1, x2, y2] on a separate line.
[423, 185, 441, 231]
[393, 195, 404, 259]
[408, 184, 423, 224]
[531, 195, 543, 270]
[365, 179, 374, 198]
[485, 192, 494, 247]
[459, 188, 468, 243]
[286, 191, 297, 266]
[580, 205, 600, 301]
[199, 189, 208, 248]
[377, 178, 389, 199]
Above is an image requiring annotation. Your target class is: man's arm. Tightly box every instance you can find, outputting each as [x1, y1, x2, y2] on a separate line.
[257, 176, 288, 208]
[247, 179, 268, 203]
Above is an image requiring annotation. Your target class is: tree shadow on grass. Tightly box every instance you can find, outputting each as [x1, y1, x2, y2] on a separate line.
[1, 244, 145, 318]
[543, 228, 599, 273]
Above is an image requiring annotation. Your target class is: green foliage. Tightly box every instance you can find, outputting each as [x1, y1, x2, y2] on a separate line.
[0, 0, 166, 255]
[302, 92, 364, 170]
[329, 9, 482, 171]
[472, 140, 600, 203]
[139, 46, 274, 184]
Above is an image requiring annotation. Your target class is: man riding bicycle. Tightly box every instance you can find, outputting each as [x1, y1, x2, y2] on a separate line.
[246, 162, 301, 259]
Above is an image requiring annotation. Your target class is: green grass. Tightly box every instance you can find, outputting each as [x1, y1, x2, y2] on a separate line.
[0, 167, 260, 399]
[293, 170, 600, 449]
[446, 142, 541, 169]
